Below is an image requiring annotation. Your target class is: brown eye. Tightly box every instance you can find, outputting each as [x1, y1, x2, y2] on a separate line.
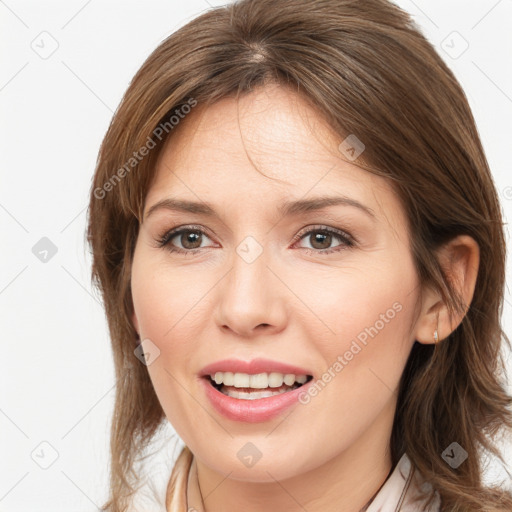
[177, 230, 203, 250]
[293, 226, 355, 255]
[308, 231, 334, 250]
[157, 226, 214, 254]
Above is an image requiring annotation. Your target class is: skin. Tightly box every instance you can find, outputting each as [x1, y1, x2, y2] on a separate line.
[130, 83, 479, 512]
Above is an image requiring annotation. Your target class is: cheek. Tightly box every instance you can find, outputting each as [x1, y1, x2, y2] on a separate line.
[131, 255, 212, 340]
[292, 256, 417, 345]
[292, 283, 417, 449]
[292, 257, 418, 400]
[130, 257, 207, 434]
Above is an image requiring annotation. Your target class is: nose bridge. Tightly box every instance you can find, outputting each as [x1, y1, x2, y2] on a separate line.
[214, 233, 285, 336]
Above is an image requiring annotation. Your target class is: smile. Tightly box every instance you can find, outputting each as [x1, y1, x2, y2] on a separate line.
[201, 372, 314, 423]
[208, 371, 311, 400]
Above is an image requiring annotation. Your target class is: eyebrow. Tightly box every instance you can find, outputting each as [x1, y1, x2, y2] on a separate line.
[145, 195, 376, 221]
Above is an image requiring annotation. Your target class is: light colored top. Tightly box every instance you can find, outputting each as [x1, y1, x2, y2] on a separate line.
[165, 445, 441, 511]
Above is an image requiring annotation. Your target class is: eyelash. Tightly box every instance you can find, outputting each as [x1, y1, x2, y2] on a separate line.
[156, 224, 356, 256]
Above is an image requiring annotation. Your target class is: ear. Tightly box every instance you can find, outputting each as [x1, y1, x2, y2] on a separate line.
[414, 235, 480, 344]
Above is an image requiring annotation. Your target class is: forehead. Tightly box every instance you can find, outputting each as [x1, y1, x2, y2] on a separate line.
[146, 84, 401, 230]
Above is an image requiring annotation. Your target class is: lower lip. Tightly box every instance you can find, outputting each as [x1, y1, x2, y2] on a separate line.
[200, 377, 312, 423]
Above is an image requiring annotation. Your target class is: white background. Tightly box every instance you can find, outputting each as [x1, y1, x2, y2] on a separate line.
[1, 0, 511, 510]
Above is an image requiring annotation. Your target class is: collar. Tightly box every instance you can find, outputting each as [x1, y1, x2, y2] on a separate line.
[165, 446, 440, 512]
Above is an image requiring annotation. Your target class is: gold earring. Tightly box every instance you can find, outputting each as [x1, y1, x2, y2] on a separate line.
[433, 329, 439, 343]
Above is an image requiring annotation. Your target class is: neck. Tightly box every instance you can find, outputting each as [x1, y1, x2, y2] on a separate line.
[194, 398, 396, 512]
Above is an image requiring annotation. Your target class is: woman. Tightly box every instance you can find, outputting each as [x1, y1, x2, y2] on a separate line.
[87, 0, 512, 510]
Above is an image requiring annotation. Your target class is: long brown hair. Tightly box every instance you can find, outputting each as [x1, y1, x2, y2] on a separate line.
[87, 0, 512, 510]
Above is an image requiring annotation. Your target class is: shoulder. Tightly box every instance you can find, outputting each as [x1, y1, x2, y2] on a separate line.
[367, 453, 441, 511]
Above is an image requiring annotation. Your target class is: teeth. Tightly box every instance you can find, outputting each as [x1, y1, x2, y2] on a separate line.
[234, 373, 250, 387]
[283, 374, 295, 386]
[210, 371, 309, 388]
[250, 373, 268, 388]
[268, 372, 284, 387]
[222, 372, 234, 386]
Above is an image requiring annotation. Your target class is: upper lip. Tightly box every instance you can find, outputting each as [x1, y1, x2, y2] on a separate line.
[200, 358, 313, 378]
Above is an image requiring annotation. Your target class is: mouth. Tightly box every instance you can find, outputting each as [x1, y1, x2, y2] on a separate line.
[203, 372, 314, 400]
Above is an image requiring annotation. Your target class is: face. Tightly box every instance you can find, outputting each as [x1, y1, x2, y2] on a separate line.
[130, 83, 423, 482]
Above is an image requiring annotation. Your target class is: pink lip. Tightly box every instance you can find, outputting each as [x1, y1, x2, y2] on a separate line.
[199, 358, 314, 423]
[200, 374, 313, 423]
[199, 357, 312, 377]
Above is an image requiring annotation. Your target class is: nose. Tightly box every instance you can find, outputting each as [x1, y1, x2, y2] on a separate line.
[214, 241, 287, 338]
